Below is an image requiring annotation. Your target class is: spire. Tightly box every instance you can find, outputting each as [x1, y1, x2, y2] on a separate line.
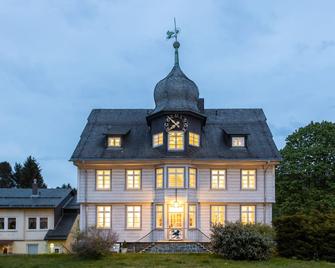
[166, 18, 180, 66]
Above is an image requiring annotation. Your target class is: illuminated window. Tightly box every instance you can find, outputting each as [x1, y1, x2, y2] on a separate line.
[0, 218, 4, 230]
[241, 205, 256, 224]
[40, 218, 48, 229]
[232, 137, 245, 147]
[28, 218, 36, 230]
[168, 131, 184, 151]
[153, 133, 163, 147]
[188, 204, 197, 228]
[96, 170, 111, 190]
[96, 206, 111, 228]
[241, 170, 256, 190]
[126, 170, 141, 190]
[168, 167, 184, 188]
[156, 168, 164, 189]
[211, 206, 225, 225]
[108, 136, 121, 147]
[211, 170, 226, 189]
[156, 204, 164, 229]
[189, 168, 197, 189]
[189, 132, 200, 147]
[126, 206, 141, 229]
[8, 218, 16, 230]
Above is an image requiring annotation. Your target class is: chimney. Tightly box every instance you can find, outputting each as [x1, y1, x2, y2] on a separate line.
[197, 98, 204, 113]
[32, 179, 38, 196]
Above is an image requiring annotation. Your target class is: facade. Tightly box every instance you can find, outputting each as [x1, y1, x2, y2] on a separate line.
[0, 186, 78, 254]
[71, 40, 281, 243]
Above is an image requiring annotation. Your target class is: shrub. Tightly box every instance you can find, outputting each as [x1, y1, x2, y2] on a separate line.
[72, 227, 119, 259]
[273, 212, 335, 262]
[210, 222, 275, 260]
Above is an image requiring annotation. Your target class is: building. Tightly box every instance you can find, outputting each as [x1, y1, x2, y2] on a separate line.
[71, 37, 281, 244]
[0, 183, 78, 254]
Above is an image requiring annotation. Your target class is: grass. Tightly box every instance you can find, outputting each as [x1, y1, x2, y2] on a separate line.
[0, 254, 334, 268]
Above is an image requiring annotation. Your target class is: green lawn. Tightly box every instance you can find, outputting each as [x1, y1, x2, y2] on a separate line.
[0, 254, 333, 268]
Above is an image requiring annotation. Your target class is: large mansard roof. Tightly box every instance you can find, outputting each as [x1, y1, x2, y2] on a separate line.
[70, 108, 280, 161]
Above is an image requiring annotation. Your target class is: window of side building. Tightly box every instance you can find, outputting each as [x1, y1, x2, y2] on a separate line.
[153, 132, 163, 148]
[96, 206, 111, 229]
[126, 170, 141, 190]
[189, 132, 200, 147]
[188, 204, 197, 229]
[7, 218, 16, 230]
[211, 169, 226, 189]
[126, 206, 141, 229]
[155, 168, 164, 189]
[241, 205, 256, 224]
[28, 218, 37, 230]
[211, 206, 225, 225]
[39, 217, 48, 229]
[0, 218, 4, 230]
[168, 167, 185, 188]
[155, 204, 164, 229]
[168, 131, 184, 151]
[241, 169, 256, 190]
[96, 170, 111, 190]
[107, 136, 122, 148]
[189, 168, 197, 189]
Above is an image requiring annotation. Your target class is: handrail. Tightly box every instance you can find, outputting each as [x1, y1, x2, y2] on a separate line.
[195, 228, 211, 241]
[135, 228, 157, 243]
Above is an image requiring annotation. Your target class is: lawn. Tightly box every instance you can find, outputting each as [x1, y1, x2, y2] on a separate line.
[0, 254, 333, 268]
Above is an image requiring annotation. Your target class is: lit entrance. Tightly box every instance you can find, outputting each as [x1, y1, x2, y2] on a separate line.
[168, 203, 184, 240]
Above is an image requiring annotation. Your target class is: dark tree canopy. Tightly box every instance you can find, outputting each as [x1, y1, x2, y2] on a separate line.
[276, 121, 335, 217]
[16, 156, 47, 188]
[0, 161, 15, 188]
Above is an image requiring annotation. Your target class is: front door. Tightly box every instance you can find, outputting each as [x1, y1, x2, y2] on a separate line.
[168, 204, 184, 240]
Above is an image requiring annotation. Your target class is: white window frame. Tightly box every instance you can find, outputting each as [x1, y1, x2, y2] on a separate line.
[167, 167, 185, 188]
[188, 204, 197, 229]
[241, 205, 256, 224]
[28, 217, 37, 230]
[155, 204, 164, 229]
[126, 206, 141, 229]
[155, 168, 164, 189]
[232, 136, 245, 147]
[96, 170, 111, 190]
[126, 170, 141, 190]
[189, 132, 200, 147]
[153, 132, 164, 148]
[188, 168, 197, 189]
[96, 206, 111, 229]
[241, 169, 256, 190]
[211, 169, 226, 189]
[0, 217, 4, 230]
[8, 218, 16, 230]
[108, 136, 122, 148]
[168, 131, 184, 151]
[211, 205, 226, 225]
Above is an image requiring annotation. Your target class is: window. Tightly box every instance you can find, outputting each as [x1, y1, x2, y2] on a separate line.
[28, 218, 37, 230]
[189, 132, 200, 147]
[8, 218, 16, 230]
[153, 132, 163, 147]
[168, 167, 184, 188]
[96, 170, 111, 190]
[96, 206, 111, 228]
[188, 205, 197, 228]
[0, 218, 4, 230]
[40, 217, 48, 229]
[156, 168, 164, 189]
[241, 170, 256, 190]
[168, 131, 184, 151]
[189, 168, 197, 189]
[211, 206, 225, 225]
[126, 170, 141, 190]
[211, 170, 226, 189]
[156, 205, 164, 229]
[108, 136, 121, 147]
[241, 205, 256, 224]
[126, 206, 141, 229]
[232, 137, 245, 147]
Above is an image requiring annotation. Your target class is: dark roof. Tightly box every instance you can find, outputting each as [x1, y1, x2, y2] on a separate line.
[0, 188, 72, 208]
[45, 212, 78, 240]
[103, 126, 131, 135]
[71, 108, 281, 161]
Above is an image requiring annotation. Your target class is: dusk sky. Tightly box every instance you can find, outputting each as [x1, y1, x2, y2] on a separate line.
[0, 1, 334, 188]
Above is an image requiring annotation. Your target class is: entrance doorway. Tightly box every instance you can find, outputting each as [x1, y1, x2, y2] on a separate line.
[168, 203, 184, 240]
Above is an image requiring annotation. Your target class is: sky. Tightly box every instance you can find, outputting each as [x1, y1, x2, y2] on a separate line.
[0, 0, 335, 188]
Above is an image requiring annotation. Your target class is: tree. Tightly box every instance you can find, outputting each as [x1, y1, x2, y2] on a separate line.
[0, 162, 15, 188]
[275, 121, 335, 217]
[17, 156, 47, 188]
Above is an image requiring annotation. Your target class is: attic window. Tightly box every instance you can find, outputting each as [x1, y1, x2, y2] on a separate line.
[108, 136, 121, 148]
[232, 136, 245, 147]
[153, 132, 163, 147]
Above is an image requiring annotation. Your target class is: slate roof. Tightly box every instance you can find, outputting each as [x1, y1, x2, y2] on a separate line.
[71, 108, 281, 161]
[45, 212, 78, 240]
[0, 188, 72, 208]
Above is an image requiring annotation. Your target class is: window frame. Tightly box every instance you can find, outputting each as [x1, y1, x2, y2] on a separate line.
[95, 170, 111, 191]
[28, 217, 37, 230]
[96, 205, 111, 229]
[241, 169, 257, 190]
[126, 205, 142, 230]
[125, 169, 142, 190]
[167, 167, 185, 189]
[231, 136, 246, 148]
[107, 136, 122, 148]
[0, 217, 5, 230]
[240, 205, 256, 224]
[155, 204, 164, 229]
[167, 131, 185, 151]
[188, 167, 197, 189]
[153, 132, 164, 148]
[8, 218, 16, 230]
[210, 205, 226, 226]
[210, 169, 227, 190]
[155, 168, 164, 189]
[188, 204, 197, 229]
[39, 217, 48, 230]
[188, 132, 200, 147]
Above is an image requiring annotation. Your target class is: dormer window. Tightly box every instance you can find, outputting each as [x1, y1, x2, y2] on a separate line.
[108, 136, 121, 148]
[232, 136, 245, 147]
[168, 131, 184, 151]
[153, 132, 163, 148]
[189, 132, 200, 147]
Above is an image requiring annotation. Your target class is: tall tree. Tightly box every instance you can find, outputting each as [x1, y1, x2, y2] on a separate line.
[275, 121, 335, 217]
[17, 156, 47, 188]
[0, 161, 15, 188]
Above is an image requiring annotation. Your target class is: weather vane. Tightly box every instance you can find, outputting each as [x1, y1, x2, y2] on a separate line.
[166, 18, 181, 66]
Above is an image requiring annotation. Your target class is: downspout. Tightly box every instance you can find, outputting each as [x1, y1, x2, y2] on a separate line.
[84, 168, 88, 232]
[263, 161, 271, 224]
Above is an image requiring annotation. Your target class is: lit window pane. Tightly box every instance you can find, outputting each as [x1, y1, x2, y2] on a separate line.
[189, 205, 197, 228]
[96, 170, 111, 190]
[127, 170, 141, 190]
[241, 205, 256, 224]
[189, 168, 197, 188]
[168, 168, 184, 188]
[108, 136, 121, 147]
[241, 170, 256, 190]
[189, 132, 200, 147]
[153, 133, 164, 147]
[96, 206, 111, 228]
[211, 170, 226, 189]
[168, 131, 184, 151]
[232, 137, 245, 147]
[211, 206, 225, 225]
[156, 168, 164, 189]
[127, 206, 141, 229]
[156, 205, 163, 228]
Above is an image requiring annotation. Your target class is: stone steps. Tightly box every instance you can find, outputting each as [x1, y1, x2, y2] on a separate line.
[142, 242, 212, 253]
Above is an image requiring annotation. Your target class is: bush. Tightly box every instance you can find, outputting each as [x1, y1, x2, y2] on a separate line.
[274, 212, 335, 262]
[210, 223, 275, 260]
[72, 227, 119, 259]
